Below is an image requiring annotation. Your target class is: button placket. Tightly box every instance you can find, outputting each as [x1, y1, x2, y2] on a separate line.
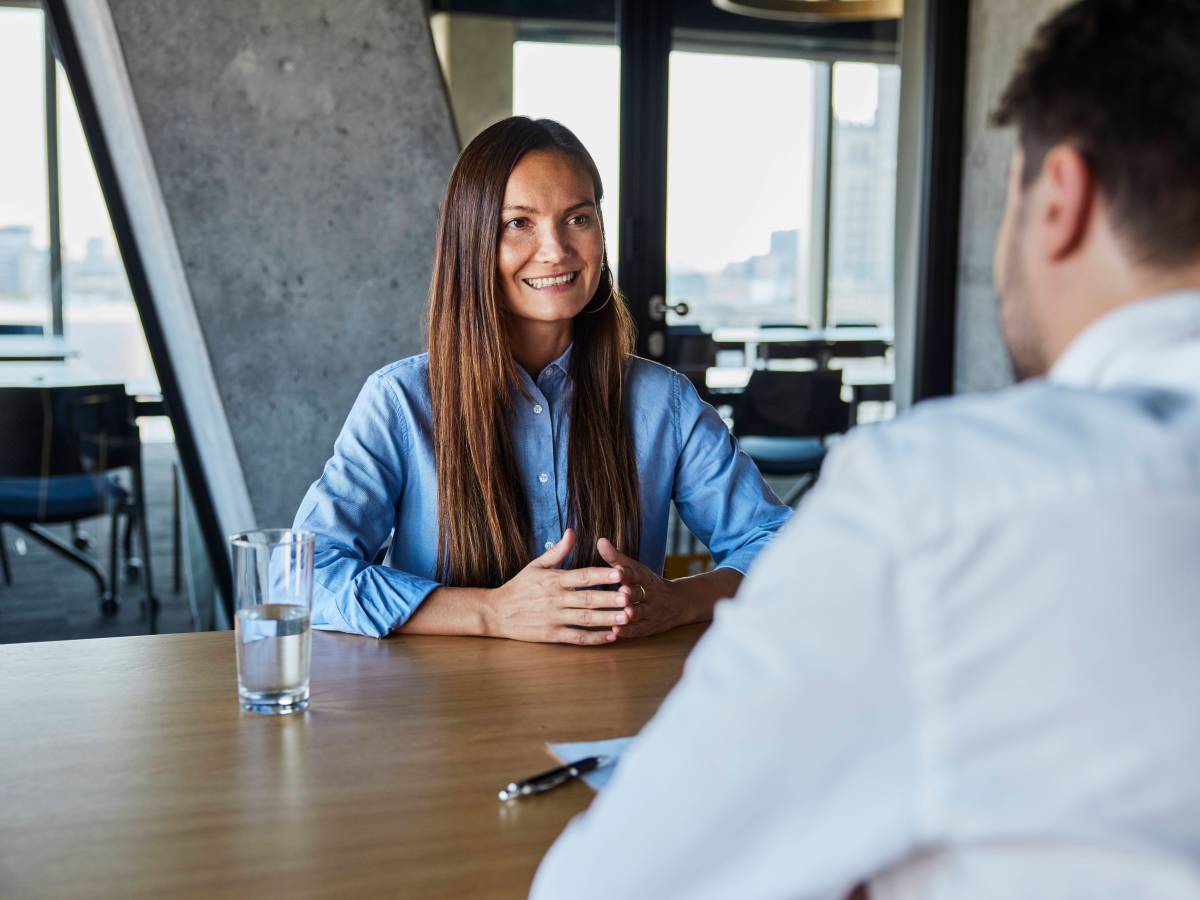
[532, 364, 568, 550]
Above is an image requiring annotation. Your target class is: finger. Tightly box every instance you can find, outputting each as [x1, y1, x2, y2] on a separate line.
[617, 584, 646, 609]
[612, 620, 655, 640]
[562, 590, 632, 609]
[596, 537, 635, 568]
[621, 601, 646, 622]
[611, 565, 639, 587]
[532, 528, 575, 569]
[561, 566, 623, 589]
[556, 627, 617, 646]
[562, 607, 629, 628]
[609, 600, 644, 626]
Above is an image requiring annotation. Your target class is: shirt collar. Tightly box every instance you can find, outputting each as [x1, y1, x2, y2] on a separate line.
[514, 342, 574, 400]
[1048, 291, 1200, 391]
[541, 342, 574, 381]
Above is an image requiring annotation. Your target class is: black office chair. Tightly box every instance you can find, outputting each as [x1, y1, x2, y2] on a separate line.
[825, 321, 891, 361]
[0, 323, 100, 551]
[732, 369, 852, 506]
[757, 321, 819, 364]
[0, 385, 158, 617]
[666, 324, 719, 405]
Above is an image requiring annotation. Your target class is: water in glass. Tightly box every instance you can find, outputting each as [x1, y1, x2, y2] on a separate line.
[236, 603, 311, 714]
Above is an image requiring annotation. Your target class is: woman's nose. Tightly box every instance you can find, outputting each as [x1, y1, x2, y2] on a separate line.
[536, 224, 572, 262]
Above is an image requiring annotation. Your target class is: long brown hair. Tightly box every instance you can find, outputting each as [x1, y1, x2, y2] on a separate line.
[427, 117, 642, 587]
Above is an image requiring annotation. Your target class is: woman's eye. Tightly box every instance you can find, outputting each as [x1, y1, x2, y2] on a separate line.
[568, 214, 592, 227]
[505, 218, 529, 230]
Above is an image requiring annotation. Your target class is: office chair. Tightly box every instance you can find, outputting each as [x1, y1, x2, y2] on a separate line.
[757, 321, 819, 364]
[0, 385, 159, 617]
[732, 369, 852, 506]
[0, 323, 100, 551]
[666, 324, 719, 405]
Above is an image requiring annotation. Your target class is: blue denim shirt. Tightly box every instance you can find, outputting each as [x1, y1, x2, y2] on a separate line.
[293, 345, 791, 637]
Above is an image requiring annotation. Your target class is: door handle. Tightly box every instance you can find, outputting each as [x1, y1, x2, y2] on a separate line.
[648, 295, 690, 321]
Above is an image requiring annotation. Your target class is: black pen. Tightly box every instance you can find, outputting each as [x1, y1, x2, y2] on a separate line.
[498, 755, 612, 801]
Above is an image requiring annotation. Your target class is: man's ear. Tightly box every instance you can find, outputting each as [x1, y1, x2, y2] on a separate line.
[1033, 144, 1095, 264]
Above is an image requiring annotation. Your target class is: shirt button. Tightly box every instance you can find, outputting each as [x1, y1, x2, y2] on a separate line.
[533, 404, 543, 414]
[544, 541, 554, 551]
[538, 472, 549, 484]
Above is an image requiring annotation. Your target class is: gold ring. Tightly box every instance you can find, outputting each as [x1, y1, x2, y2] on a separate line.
[635, 584, 647, 605]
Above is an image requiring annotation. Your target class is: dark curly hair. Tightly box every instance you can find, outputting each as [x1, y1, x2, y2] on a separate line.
[992, 0, 1200, 267]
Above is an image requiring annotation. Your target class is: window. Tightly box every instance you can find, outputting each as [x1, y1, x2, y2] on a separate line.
[0, 3, 157, 395]
[665, 51, 820, 331]
[828, 62, 900, 328]
[57, 59, 158, 394]
[665, 53, 900, 331]
[0, 5, 50, 326]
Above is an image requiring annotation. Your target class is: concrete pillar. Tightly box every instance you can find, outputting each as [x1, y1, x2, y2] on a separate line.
[101, 0, 459, 527]
[430, 12, 515, 145]
[954, 0, 1072, 393]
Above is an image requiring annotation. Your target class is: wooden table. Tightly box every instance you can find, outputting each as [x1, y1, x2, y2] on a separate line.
[0, 625, 705, 898]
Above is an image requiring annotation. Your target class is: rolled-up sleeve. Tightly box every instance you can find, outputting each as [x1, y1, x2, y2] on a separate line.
[292, 374, 440, 637]
[671, 373, 792, 574]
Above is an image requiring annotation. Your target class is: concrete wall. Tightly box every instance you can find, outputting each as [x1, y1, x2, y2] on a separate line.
[105, 0, 459, 527]
[954, 0, 1071, 392]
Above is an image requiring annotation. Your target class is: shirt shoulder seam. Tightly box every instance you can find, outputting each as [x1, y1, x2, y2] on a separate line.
[370, 369, 414, 455]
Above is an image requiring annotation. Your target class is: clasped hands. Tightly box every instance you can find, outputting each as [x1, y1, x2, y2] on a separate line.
[484, 528, 691, 645]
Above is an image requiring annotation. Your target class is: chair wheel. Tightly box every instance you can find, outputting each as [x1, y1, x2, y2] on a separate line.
[101, 597, 119, 615]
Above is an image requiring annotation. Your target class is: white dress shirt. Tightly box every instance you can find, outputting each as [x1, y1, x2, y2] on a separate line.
[531, 292, 1200, 900]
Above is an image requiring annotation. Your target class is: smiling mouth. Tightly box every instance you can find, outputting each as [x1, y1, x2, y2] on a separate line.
[523, 271, 578, 289]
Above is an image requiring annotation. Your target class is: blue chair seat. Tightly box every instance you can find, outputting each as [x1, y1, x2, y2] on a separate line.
[737, 435, 827, 476]
[0, 475, 128, 523]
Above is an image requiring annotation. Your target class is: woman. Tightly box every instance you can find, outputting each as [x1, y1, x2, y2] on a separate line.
[293, 116, 791, 643]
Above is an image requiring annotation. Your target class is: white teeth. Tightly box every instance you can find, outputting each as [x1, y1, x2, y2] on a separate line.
[525, 272, 577, 289]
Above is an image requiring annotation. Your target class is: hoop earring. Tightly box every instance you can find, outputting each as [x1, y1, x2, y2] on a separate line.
[582, 287, 614, 315]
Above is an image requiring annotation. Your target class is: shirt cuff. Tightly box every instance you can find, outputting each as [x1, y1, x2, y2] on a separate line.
[312, 562, 441, 638]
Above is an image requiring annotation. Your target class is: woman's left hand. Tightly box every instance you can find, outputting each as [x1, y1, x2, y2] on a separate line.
[597, 538, 693, 640]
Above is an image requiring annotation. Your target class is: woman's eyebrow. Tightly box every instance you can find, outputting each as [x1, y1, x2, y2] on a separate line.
[500, 200, 596, 214]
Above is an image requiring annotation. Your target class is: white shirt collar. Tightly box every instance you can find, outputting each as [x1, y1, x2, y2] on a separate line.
[1048, 291, 1200, 391]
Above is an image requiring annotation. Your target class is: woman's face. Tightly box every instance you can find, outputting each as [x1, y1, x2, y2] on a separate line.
[496, 150, 604, 328]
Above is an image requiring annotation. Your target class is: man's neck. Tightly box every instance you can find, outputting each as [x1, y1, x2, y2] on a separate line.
[1043, 262, 1200, 371]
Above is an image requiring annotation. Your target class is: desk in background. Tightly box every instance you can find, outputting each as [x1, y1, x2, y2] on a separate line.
[711, 325, 893, 369]
[707, 365, 894, 420]
[0, 334, 77, 363]
[0, 357, 100, 387]
[0, 625, 704, 898]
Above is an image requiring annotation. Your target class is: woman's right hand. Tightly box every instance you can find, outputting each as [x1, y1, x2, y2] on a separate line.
[484, 528, 629, 645]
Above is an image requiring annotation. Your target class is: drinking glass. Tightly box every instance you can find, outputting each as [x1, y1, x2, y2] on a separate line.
[231, 529, 314, 715]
